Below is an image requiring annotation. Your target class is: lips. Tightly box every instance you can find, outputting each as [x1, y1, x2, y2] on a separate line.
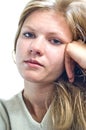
[24, 59, 43, 67]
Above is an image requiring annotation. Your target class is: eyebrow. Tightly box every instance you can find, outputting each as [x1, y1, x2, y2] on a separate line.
[22, 25, 73, 43]
[22, 25, 37, 32]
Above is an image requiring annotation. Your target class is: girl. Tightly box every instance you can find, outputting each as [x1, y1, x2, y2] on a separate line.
[0, 0, 86, 130]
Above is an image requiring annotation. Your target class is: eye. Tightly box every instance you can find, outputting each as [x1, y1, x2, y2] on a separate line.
[23, 32, 35, 38]
[49, 38, 62, 45]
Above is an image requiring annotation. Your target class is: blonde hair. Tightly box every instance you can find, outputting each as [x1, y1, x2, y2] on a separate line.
[14, 0, 86, 129]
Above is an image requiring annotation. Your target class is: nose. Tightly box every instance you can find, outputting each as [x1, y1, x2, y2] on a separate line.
[29, 36, 45, 56]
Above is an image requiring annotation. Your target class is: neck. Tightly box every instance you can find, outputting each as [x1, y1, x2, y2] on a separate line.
[23, 81, 55, 107]
[23, 81, 55, 122]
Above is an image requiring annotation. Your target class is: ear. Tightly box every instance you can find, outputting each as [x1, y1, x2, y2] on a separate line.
[12, 50, 16, 63]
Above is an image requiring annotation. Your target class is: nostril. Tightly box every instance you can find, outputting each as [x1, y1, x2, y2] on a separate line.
[29, 49, 42, 56]
[30, 49, 33, 52]
[37, 51, 41, 56]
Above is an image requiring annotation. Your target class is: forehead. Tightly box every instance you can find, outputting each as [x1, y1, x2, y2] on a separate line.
[22, 10, 73, 43]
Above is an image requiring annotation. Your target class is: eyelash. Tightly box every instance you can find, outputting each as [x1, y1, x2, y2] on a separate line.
[23, 32, 35, 38]
[49, 39, 62, 45]
[23, 32, 62, 45]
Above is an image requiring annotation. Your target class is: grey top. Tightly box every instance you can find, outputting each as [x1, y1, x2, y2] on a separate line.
[0, 92, 54, 130]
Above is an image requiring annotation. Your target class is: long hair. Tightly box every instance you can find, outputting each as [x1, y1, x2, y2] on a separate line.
[14, 0, 86, 129]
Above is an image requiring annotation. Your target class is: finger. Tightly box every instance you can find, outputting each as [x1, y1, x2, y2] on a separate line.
[66, 41, 86, 69]
[65, 52, 75, 83]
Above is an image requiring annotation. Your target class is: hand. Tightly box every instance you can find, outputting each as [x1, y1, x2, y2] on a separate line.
[65, 41, 86, 83]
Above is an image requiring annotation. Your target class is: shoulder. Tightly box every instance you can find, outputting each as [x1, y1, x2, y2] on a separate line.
[0, 92, 22, 112]
[0, 92, 22, 130]
[0, 100, 10, 130]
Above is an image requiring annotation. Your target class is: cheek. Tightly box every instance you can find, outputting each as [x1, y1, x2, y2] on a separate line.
[46, 45, 65, 65]
[53, 47, 65, 76]
[16, 39, 27, 60]
[50, 45, 66, 76]
[15, 42, 24, 64]
[56, 46, 65, 67]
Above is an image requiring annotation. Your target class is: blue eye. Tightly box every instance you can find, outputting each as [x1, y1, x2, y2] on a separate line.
[50, 39, 62, 45]
[23, 32, 35, 38]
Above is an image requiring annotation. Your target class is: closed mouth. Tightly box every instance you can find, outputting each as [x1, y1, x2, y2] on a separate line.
[24, 59, 43, 67]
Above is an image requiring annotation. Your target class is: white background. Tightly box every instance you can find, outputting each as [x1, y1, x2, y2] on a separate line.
[0, 0, 29, 99]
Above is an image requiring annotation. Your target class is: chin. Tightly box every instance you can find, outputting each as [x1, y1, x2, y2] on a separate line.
[23, 75, 42, 83]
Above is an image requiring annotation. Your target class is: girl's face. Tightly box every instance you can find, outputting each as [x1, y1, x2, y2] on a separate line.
[16, 10, 73, 84]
